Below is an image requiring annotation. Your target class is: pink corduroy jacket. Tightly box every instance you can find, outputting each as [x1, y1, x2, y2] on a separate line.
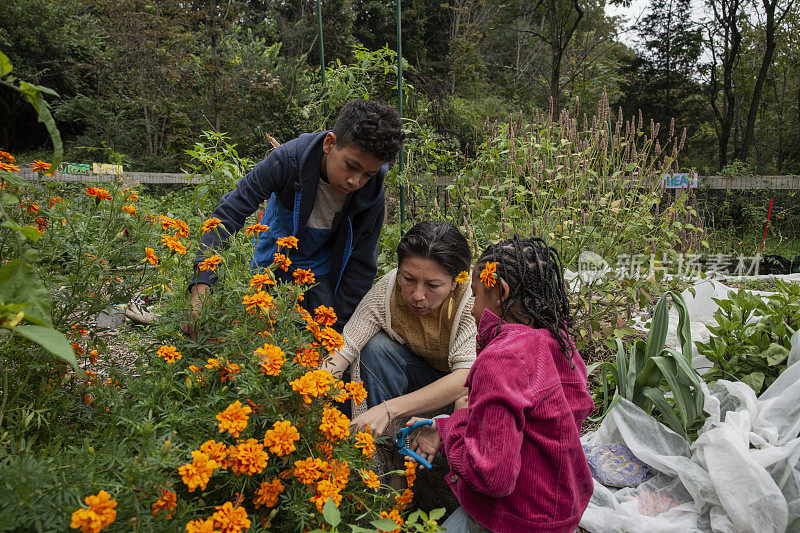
[436, 310, 594, 533]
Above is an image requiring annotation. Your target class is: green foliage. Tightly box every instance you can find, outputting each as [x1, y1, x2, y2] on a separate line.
[184, 131, 255, 212]
[696, 282, 800, 394]
[595, 292, 706, 441]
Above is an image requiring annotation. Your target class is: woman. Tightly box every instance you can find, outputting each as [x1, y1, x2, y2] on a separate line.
[323, 220, 476, 435]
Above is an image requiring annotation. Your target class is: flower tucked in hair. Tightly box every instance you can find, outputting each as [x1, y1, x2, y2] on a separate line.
[179, 451, 218, 492]
[216, 400, 252, 438]
[292, 268, 315, 285]
[70, 490, 117, 533]
[151, 489, 177, 518]
[255, 343, 285, 376]
[201, 217, 221, 234]
[198, 255, 223, 272]
[480, 261, 498, 288]
[275, 236, 299, 249]
[86, 187, 112, 201]
[253, 478, 284, 509]
[263, 420, 300, 456]
[313, 305, 337, 326]
[455, 270, 470, 283]
[156, 345, 181, 363]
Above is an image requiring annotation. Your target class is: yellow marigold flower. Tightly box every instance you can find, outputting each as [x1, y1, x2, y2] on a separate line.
[86, 187, 112, 201]
[263, 420, 300, 456]
[275, 235, 299, 249]
[273, 253, 291, 271]
[255, 343, 285, 377]
[292, 268, 315, 285]
[244, 223, 269, 235]
[0, 151, 15, 162]
[185, 518, 216, 533]
[360, 469, 380, 490]
[121, 204, 137, 215]
[310, 479, 342, 513]
[70, 490, 117, 533]
[205, 357, 221, 370]
[480, 261, 498, 289]
[354, 430, 375, 459]
[31, 160, 54, 176]
[318, 326, 344, 354]
[216, 400, 252, 438]
[293, 344, 321, 367]
[313, 305, 337, 326]
[174, 219, 190, 238]
[178, 450, 219, 492]
[380, 509, 403, 533]
[145, 247, 158, 266]
[253, 478, 284, 509]
[293, 457, 331, 485]
[151, 489, 177, 518]
[156, 345, 181, 363]
[161, 234, 187, 255]
[201, 217, 221, 234]
[242, 291, 274, 313]
[395, 488, 414, 510]
[0, 161, 20, 173]
[331, 380, 348, 403]
[211, 502, 250, 533]
[249, 272, 275, 291]
[404, 460, 417, 487]
[158, 215, 177, 231]
[229, 438, 268, 476]
[289, 369, 334, 403]
[346, 381, 368, 405]
[319, 406, 350, 443]
[199, 440, 228, 465]
[455, 270, 470, 283]
[198, 255, 223, 272]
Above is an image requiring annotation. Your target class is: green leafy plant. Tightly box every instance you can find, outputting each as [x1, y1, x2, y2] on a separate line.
[594, 291, 705, 441]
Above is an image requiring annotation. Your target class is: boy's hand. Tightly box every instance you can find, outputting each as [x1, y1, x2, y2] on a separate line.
[405, 417, 440, 468]
[182, 283, 210, 340]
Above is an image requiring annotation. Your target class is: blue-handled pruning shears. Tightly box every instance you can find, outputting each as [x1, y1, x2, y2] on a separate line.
[394, 419, 434, 469]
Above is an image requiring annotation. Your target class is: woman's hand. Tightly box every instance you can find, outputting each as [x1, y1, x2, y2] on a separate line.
[350, 404, 392, 436]
[405, 417, 441, 468]
[454, 394, 468, 411]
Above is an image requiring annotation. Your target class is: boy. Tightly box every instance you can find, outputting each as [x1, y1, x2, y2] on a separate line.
[186, 100, 404, 336]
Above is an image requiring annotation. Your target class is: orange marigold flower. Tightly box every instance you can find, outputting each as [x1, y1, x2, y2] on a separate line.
[174, 219, 190, 238]
[86, 187, 112, 201]
[331, 380, 348, 403]
[49, 196, 62, 208]
[31, 160, 54, 175]
[404, 460, 417, 487]
[289, 369, 334, 403]
[185, 518, 217, 533]
[242, 291, 274, 313]
[354, 430, 375, 459]
[216, 400, 252, 438]
[455, 270, 470, 283]
[249, 272, 275, 291]
[201, 217, 221, 234]
[313, 305, 337, 326]
[0, 151, 15, 162]
[145, 247, 158, 266]
[229, 438, 268, 476]
[263, 420, 300, 456]
[292, 268, 315, 285]
[394, 488, 414, 510]
[35, 217, 48, 231]
[158, 215, 177, 230]
[151, 489, 177, 518]
[198, 254, 223, 272]
[317, 326, 344, 354]
[211, 501, 250, 533]
[161, 234, 187, 255]
[272, 253, 291, 271]
[480, 261, 498, 289]
[199, 440, 228, 465]
[89, 350, 98, 365]
[255, 343, 285, 377]
[360, 469, 380, 490]
[205, 357, 221, 370]
[253, 478, 284, 509]
[125, 190, 139, 202]
[179, 450, 219, 492]
[346, 381, 368, 405]
[329, 459, 350, 491]
[157, 345, 182, 363]
[293, 344, 321, 367]
[379, 509, 403, 533]
[310, 479, 342, 513]
[70, 490, 117, 533]
[293, 457, 331, 485]
[0, 161, 20, 173]
[319, 406, 350, 443]
[121, 204, 137, 215]
[275, 235, 299, 249]
[244, 223, 269, 236]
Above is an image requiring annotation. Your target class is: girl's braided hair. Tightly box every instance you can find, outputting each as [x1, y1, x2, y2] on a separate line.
[476, 235, 576, 366]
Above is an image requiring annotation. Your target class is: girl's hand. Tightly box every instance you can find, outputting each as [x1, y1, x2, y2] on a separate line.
[405, 417, 440, 468]
[350, 404, 391, 436]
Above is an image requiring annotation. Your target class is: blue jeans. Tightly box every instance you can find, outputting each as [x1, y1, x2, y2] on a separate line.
[359, 331, 448, 409]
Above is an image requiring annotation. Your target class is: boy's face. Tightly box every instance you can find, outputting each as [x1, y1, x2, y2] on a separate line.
[322, 133, 384, 194]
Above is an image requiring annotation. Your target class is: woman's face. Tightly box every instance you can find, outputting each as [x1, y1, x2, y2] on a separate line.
[397, 256, 457, 316]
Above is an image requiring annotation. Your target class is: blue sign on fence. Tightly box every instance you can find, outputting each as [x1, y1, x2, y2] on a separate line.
[662, 173, 699, 188]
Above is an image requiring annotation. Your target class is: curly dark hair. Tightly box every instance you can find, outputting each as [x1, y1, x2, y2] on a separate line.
[476, 236, 576, 366]
[396, 220, 471, 278]
[332, 100, 404, 163]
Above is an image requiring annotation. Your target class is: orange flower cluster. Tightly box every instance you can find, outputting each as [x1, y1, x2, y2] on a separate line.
[293, 344, 321, 367]
[255, 343, 285, 376]
[242, 291, 274, 314]
[86, 187, 112, 201]
[313, 305, 337, 326]
[249, 272, 275, 291]
[121, 204, 137, 215]
[293, 457, 331, 485]
[273, 253, 291, 272]
[0, 151, 15, 162]
[345, 381, 368, 405]
[394, 488, 414, 510]
[31, 160, 54, 176]
[35, 217, 48, 231]
[404, 460, 418, 487]
[289, 369, 335, 404]
[359, 469, 380, 490]
[151, 489, 177, 518]
[145, 247, 158, 266]
[198, 254, 223, 271]
[161, 234, 187, 255]
[201, 217, 222, 234]
[228, 438, 268, 475]
[319, 406, 350, 443]
[317, 327, 344, 354]
[244, 223, 269, 236]
[253, 478, 284, 509]
[49, 196, 62, 207]
[156, 345, 181, 363]
[380, 509, 404, 533]
[211, 502, 250, 532]
[158, 215, 190, 238]
[263, 420, 300, 456]
[308, 460, 350, 512]
[200, 440, 228, 465]
[292, 268, 315, 285]
[480, 261, 498, 288]
[216, 400, 252, 438]
[179, 450, 219, 492]
[70, 490, 117, 533]
[0, 161, 20, 173]
[275, 236, 299, 249]
[354, 430, 375, 459]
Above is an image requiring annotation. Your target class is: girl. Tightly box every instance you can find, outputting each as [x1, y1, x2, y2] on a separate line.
[408, 236, 594, 533]
[323, 220, 476, 436]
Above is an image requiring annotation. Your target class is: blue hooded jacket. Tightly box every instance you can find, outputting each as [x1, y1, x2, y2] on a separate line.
[191, 131, 387, 324]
